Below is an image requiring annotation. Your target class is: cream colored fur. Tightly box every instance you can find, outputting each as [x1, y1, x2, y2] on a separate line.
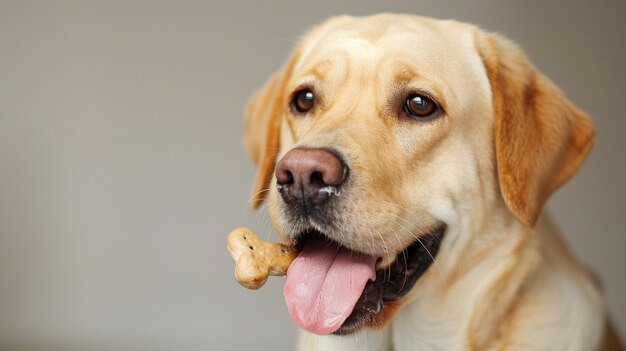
[244, 14, 623, 351]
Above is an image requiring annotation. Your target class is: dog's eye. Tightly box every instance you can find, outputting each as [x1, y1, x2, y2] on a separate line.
[404, 94, 438, 119]
[291, 89, 315, 114]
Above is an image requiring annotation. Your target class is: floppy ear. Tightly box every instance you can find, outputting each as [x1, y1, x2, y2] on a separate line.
[244, 50, 300, 209]
[477, 33, 595, 227]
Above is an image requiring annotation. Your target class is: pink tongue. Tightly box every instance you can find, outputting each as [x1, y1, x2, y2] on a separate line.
[283, 236, 376, 335]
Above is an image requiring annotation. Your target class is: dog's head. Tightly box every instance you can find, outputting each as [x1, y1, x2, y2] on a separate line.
[243, 14, 594, 335]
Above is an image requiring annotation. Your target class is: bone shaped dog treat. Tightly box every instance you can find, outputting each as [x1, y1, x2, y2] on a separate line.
[226, 227, 298, 290]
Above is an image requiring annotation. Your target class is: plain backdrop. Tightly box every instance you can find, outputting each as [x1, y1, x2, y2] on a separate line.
[1, 1, 624, 350]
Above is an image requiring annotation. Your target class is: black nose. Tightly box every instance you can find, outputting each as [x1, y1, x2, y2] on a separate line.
[275, 148, 347, 210]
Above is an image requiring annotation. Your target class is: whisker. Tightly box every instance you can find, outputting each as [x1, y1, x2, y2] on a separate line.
[244, 187, 271, 210]
[257, 203, 276, 242]
[404, 227, 448, 288]
[253, 199, 267, 223]
[385, 210, 449, 288]
[389, 227, 409, 291]
[370, 227, 389, 269]
[272, 35, 299, 44]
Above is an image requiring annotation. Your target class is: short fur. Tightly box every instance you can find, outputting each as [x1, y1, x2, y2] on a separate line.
[244, 14, 623, 351]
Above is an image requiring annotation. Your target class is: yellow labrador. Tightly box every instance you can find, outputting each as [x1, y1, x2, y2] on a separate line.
[243, 14, 623, 350]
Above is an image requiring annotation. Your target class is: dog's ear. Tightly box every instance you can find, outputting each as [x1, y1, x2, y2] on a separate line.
[477, 33, 594, 227]
[244, 50, 300, 209]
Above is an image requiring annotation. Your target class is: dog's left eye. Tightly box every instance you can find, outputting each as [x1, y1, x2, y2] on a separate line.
[404, 94, 439, 119]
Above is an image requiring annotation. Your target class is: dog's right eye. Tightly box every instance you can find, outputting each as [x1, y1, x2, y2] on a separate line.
[291, 89, 315, 114]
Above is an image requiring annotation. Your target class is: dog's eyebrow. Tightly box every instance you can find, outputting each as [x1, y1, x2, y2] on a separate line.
[295, 59, 334, 84]
[383, 60, 448, 112]
[389, 61, 423, 82]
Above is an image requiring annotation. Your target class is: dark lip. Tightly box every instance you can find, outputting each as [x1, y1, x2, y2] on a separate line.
[292, 226, 446, 335]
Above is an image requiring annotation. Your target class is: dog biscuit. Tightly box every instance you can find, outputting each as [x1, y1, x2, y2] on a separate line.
[227, 227, 298, 289]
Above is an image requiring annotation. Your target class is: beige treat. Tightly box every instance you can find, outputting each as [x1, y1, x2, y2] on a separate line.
[226, 227, 298, 290]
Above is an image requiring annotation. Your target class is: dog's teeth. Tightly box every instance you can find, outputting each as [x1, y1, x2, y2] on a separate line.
[375, 300, 383, 313]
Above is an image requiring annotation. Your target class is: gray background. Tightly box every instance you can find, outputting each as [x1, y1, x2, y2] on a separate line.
[1, 1, 624, 350]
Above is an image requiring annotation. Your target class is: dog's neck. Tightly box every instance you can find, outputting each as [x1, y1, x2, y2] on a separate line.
[385, 203, 533, 346]
[389, 209, 605, 350]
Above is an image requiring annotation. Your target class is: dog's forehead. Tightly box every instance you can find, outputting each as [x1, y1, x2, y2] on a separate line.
[293, 15, 478, 77]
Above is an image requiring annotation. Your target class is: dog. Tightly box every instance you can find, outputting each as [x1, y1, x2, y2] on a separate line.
[242, 14, 623, 350]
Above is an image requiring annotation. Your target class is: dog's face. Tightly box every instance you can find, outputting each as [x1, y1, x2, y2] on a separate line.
[244, 14, 594, 335]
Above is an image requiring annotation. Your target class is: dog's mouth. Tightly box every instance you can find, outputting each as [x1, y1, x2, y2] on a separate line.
[283, 227, 445, 335]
